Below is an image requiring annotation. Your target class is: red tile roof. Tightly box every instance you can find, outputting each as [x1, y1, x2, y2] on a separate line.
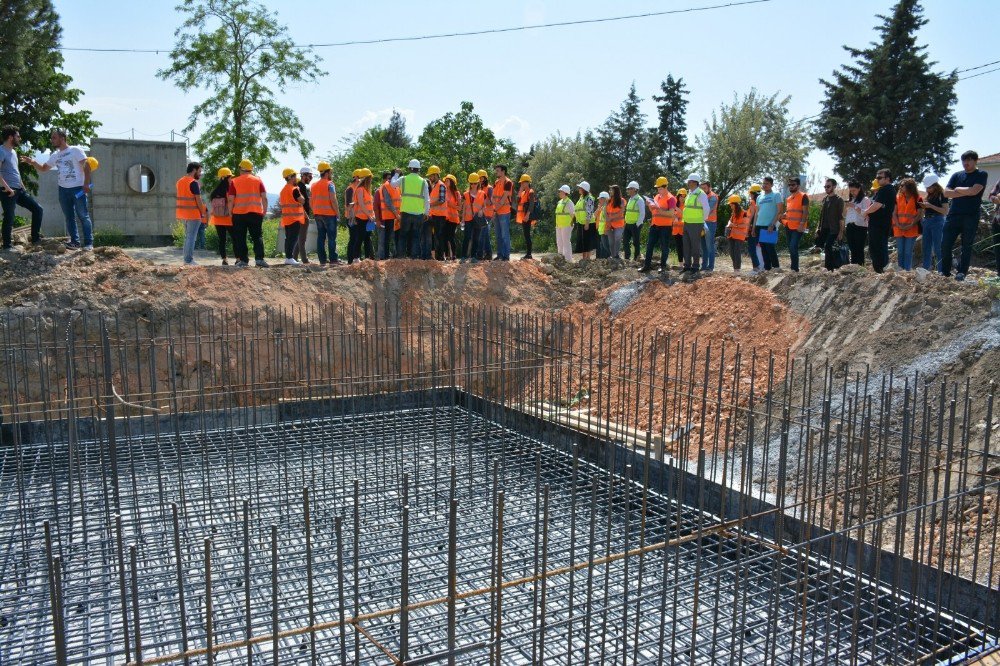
[979, 152, 1000, 165]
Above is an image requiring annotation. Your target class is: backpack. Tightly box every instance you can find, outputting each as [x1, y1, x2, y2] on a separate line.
[210, 197, 228, 217]
[529, 196, 543, 222]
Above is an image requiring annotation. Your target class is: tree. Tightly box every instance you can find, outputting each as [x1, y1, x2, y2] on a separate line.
[326, 127, 411, 201]
[382, 110, 412, 150]
[591, 83, 658, 193]
[695, 89, 809, 203]
[0, 0, 99, 192]
[650, 75, 692, 186]
[416, 101, 517, 179]
[814, 0, 957, 184]
[158, 0, 323, 184]
[525, 133, 594, 219]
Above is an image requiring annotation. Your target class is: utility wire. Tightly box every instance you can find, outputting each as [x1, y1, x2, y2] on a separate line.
[955, 59, 1000, 74]
[958, 66, 1000, 81]
[57, 0, 771, 53]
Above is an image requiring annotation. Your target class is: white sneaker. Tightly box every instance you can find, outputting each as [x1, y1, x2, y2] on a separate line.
[284, 258, 300, 265]
[82, 245, 94, 252]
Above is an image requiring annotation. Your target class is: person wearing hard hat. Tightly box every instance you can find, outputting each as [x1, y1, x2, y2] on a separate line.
[278, 168, 306, 265]
[345, 168, 361, 228]
[0, 125, 44, 249]
[440, 174, 461, 260]
[754, 176, 783, 271]
[623, 180, 646, 263]
[640, 177, 676, 273]
[175, 161, 207, 266]
[208, 167, 234, 265]
[492, 164, 514, 260]
[226, 159, 269, 267]
[724, 194, 750, 272]
[699, 179, 720, 271]
[919, 175, 947, 272]
[348, 168, 375, 264]
[595, 191, 611, 258]
[680, 174, 710, 272]
[292, 167, 314, 263]
[461, 172, 487, 261]
[426, 165, 447, 260]
[477, 169, 495, 260]
[376, 170, 401, 259]
[311, 161, 341, 265]
[20, 128, 93, 250]
[515, 174, 537, 260]
[573, 181, 596, 259]
[672, 188, 686, 268]
[554, 184, 576, 262]
[398, 159, 429, 258]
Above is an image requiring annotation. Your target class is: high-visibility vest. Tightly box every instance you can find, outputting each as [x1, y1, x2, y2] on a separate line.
[706, 191, 719, 222]
[555, 197, 573, 228]
[672, 203, 685, 235]
[575, 195, 594, 224]
[462, 189, 475, 222]
[606, 201, 625, 229]
[445, 188, 460, 224]
[379, 182, 401, 221]
[650, 193, 676, 227]
[624, 195, 642, 224]
[894, 194, 920, 238]
[596, 207, 607, 235]
[492, 176, 512, 214]
[279, 182, 303, 227]
[683, 192, 704, 224]
[783, 191, 807, 231]
[428, 180, 448, 217]
[482, 185, 495, 218]
[516, 187, 534, 224]
[354, 186, 374, 221]
[400, 173, 425, 215]
[175, 175, 202, 220]
[311, 178, 339, 216]
[729, 208, 749, 241]
[230, 174, 265, 215]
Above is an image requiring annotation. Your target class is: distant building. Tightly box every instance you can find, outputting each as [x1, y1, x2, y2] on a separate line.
[978, 152, 1000, 191]
[36, 137, 187, 245]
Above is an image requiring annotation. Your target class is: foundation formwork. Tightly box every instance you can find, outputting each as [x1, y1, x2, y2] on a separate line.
[0, 304, 997, 665]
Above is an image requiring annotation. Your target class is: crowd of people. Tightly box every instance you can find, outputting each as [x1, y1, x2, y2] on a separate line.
[3, 125, 998, 278]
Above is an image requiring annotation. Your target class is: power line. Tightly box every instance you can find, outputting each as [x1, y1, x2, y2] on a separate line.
[955, 59, 1000, 74]
[57, 0, 771, 53]
[958, 66, 1000, 81]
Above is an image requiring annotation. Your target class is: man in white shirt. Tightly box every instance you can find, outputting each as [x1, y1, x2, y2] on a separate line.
[21, 128, 93, 250]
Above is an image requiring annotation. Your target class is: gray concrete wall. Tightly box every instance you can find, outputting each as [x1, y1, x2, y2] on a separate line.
[36, 137, 187, 245]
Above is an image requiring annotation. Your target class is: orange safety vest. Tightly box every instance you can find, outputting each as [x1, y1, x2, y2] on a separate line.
[482, 185, 494, 218]
[492, 176, 513, 215]
[462, 189, 475, 223]
[606, 201, 625, 229]
[279, 182, 304, 227]
[705, 190, 719, 222]
[729, 208, 750, 241]
[175, 175, 202, 221]
[894, 194, 920, 238]
[445, 188, 460, 224]
[379, 182, 401, 222]
[672, 202, 685, 235]
[516, 187, 534, 224]
[428, 179, 448, 217]
[783, 191, 807, 231]
[650, 193, 676, 227]
[354, 186, 374, 221]
[311, 178, 340, 217]
[230, 174, 265, 215]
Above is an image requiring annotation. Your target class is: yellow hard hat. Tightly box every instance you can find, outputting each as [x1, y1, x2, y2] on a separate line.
[519, 174, 532, 184]
[426, 165, 441, 176]
[727, 194, 742, 204]
[352, 169, 362, 178]
[870, 178, 880, 191]
[444, 174, 457, 185]
[477, 169, 488, 179]
[677, 188, 688, 196]
[654, 176, 669, 188]
[359, 168, 373, 178]
[282, 167, 297, 179]
[317, 161, 331, 173]
[468, 172, 481, 184]
[86, 156, 99, 173]
[748, 184, 762, 193]
[239, 159, 253, 171]
[217, 167, 233, 179]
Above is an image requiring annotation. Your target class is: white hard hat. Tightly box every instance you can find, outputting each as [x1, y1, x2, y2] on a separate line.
[626, 180, 640, 191]
[558, 184, 571, 195]
[408, 159, 421, 169]
[299, 166, 314, 175]
[598, 191, 609, 200]
[922, 174, 939, 189]
[577, 180, 591, 193]
[686, 173, 700, 183]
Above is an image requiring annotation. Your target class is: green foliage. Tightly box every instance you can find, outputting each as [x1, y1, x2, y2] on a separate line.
[382, 110, 412, 150]
[0, 0, 100, 193]
[158, 0, 323, 188]
[92, 227, 129, 248]
[590, 84, 659, 193]
[12, 215, 28, 228]
[650, 75, 692, 185]
[524, 133, 594, 223]
[815, 0, 957, 184]
[696, 89, 810, 203]
[327, 127, 411, 199]
[415, 102, 518, 181]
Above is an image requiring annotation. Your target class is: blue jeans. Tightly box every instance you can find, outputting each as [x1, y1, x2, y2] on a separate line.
[58, 186, 93, 246]
[787, 229, 803, 271]
[399, 212, 422, 258]
[418, 218, 434, 259]
[494, 213, 511, 260]
[476, 220, 492, 258]
[896, 235, 916, 270]
[315, 215, 339, 263]
[700, 222, 717, 269]
[2, 188, 44, 245]
[378, 223, 394, 260]
[195, 223, 206, 249]
[182, 220, 202, 263]
[941, 214, 978, 277]
[921, 215, 944, 272]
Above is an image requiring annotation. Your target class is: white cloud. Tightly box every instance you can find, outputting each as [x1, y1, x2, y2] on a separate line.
[492, 115, 532, 143]
[344, 107, 415, 134]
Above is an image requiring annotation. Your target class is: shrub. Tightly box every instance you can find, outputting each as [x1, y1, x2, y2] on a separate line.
[93, 226, 129, 247]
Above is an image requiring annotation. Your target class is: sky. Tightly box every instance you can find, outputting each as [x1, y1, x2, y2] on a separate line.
[51, 0, 998, 191]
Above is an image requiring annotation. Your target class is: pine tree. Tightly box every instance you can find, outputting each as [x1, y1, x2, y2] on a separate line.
[815, 0, 958, 184]
[591, 83, 656, 191]
[650, 75, 691, 185]
[382, 109, 411, 150]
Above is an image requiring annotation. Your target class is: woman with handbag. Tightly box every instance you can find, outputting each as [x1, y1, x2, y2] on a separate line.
[919, 175, 949, 272]
[209, 167, 234, 265]
[844, 180, 870, 266]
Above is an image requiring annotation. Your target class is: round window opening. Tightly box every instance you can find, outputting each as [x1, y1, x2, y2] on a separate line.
[126, 164, 157, 193]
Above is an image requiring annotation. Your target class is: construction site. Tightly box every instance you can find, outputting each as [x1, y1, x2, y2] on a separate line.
[0, 244, 998, 665]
